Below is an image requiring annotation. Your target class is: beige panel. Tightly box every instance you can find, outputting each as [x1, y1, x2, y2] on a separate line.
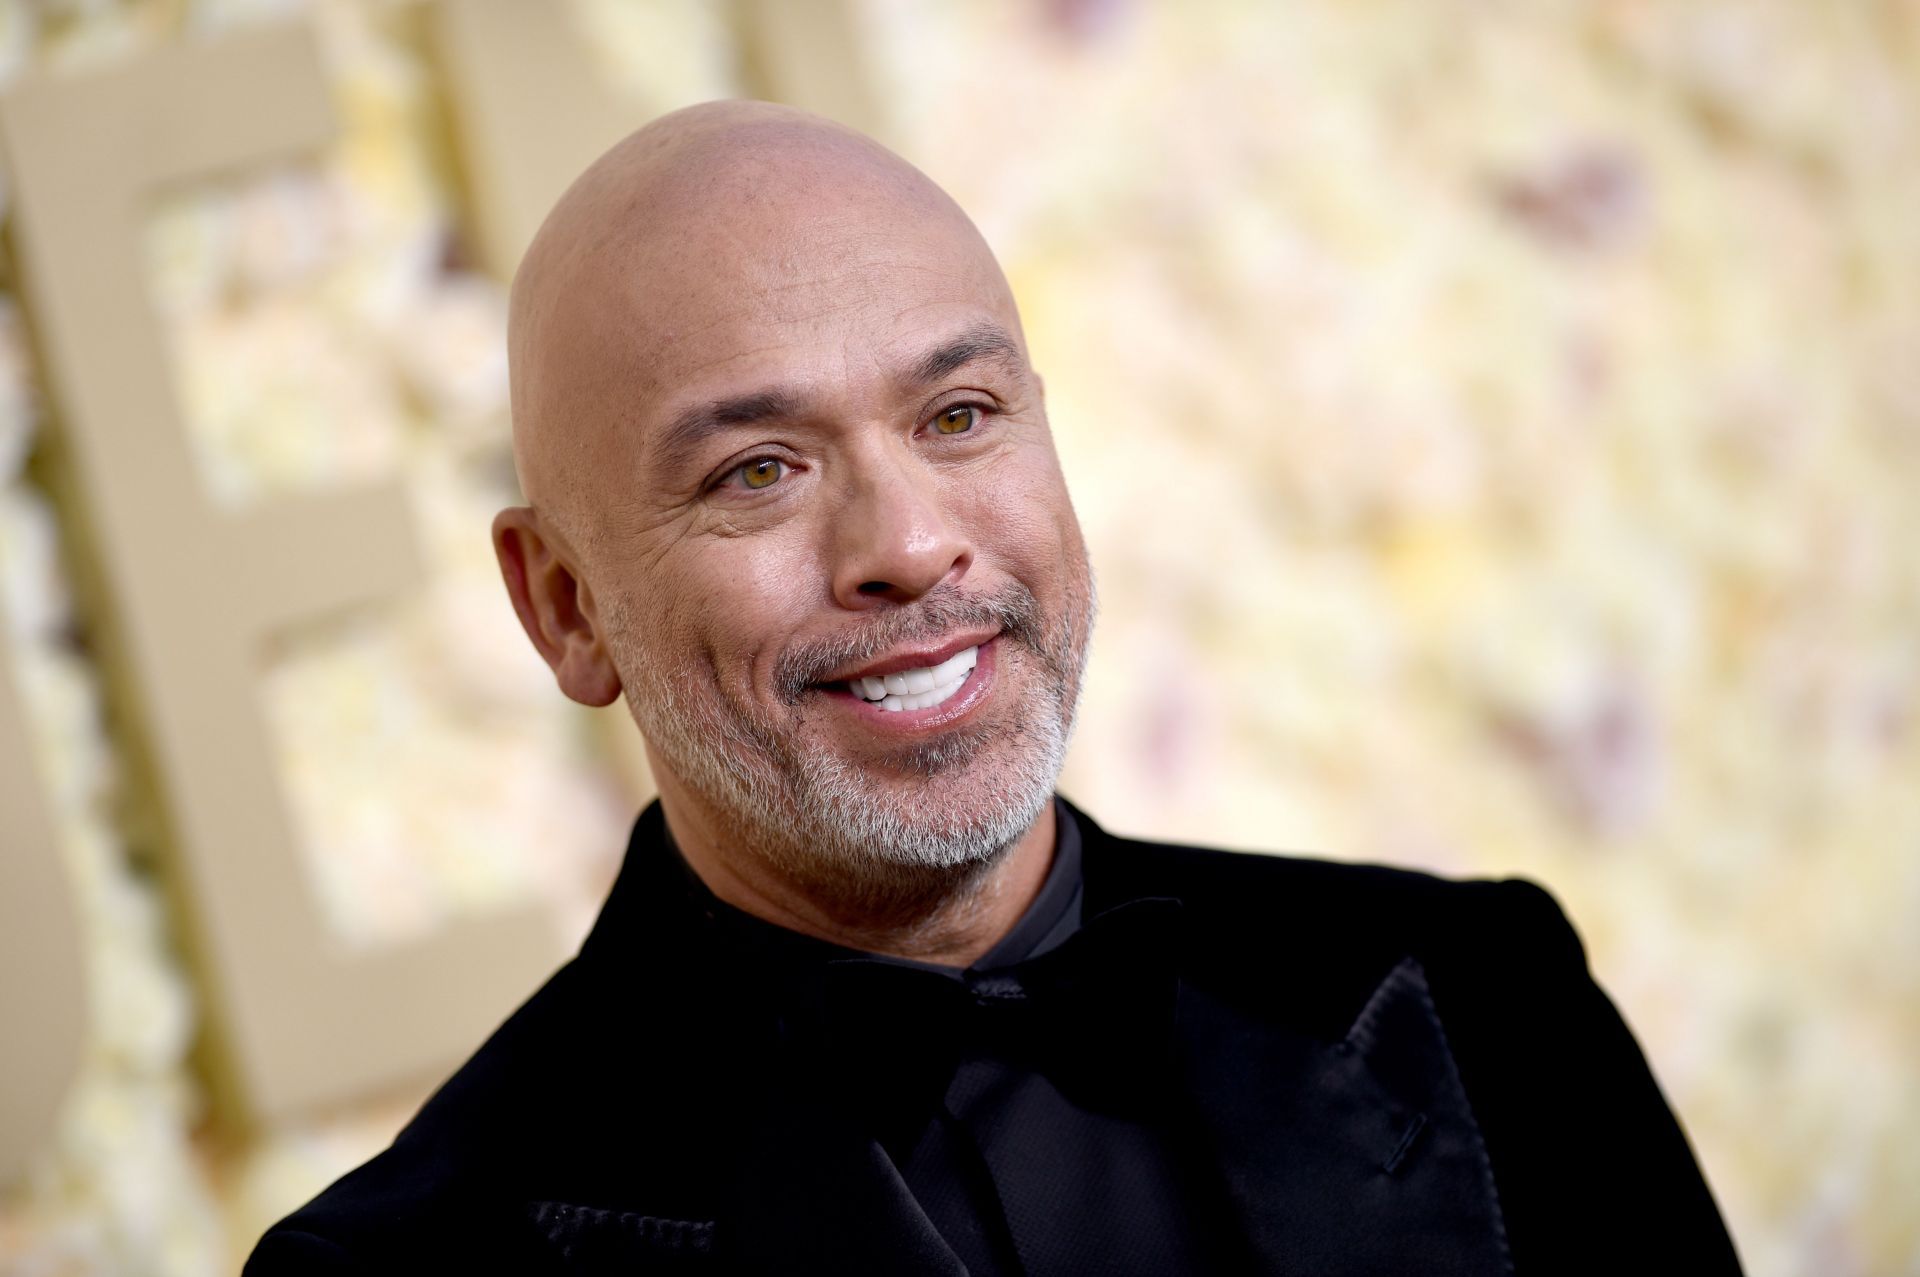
[433, 0, 882, 283]
[231, 486, 424, 633]
[728, 0, 883, 138]
[0, 24, 556, 1127]
[430, 0, 645, 280]
[0, 604, 88, 1185]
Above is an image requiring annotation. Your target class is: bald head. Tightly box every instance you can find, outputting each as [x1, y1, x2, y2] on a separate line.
[506, 101, 1022, 557]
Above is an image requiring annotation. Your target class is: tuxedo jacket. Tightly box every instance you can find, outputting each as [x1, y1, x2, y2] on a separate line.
[246, 798, 1742, 1274]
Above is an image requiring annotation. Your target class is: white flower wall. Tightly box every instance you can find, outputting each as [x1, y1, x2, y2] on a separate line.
[0, 1, 1914, 1273]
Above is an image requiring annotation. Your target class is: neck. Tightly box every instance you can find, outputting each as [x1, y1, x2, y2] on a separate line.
[649, 757, 1057, 968]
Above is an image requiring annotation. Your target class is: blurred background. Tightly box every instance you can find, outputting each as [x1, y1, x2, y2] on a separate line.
[0, 1, 1915, 1273]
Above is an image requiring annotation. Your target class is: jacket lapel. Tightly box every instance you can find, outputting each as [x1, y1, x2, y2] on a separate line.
[1176, 955, 1513, 1276]
[1068, 799, 1512, 1276]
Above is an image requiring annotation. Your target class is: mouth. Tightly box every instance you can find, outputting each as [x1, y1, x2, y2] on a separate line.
[813, 634, 998, 726]
[840, 643, 979, 713]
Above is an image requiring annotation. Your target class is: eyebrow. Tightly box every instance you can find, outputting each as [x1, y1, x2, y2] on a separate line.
[648, 322, 1028, 478]
[907, 322, 1027, 387]
[652, 387, 811, 480]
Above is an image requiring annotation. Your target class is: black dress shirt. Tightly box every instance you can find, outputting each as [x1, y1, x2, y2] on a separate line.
[660, 800, 1246, 1274]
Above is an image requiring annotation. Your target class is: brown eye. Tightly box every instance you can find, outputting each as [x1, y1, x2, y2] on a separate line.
[737, 458, 786, 490]
[935, 405, 977, 435]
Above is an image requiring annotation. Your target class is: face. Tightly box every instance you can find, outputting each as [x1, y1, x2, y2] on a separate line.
[569, 179, 1095, 885]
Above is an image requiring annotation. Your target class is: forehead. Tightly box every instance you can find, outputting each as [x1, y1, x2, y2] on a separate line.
[628, 204, 1019, 395]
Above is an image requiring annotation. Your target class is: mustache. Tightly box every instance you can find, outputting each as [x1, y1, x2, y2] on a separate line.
[773, 581, 1043, 703]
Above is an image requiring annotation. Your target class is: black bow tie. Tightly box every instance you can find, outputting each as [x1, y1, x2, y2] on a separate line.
[782, 898, 1186, 1144]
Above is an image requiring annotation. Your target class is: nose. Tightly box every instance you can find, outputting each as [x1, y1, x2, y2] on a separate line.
[828, 449, 973, 609]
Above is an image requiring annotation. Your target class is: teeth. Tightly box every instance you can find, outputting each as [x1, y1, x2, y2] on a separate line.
[933, 647, 977, 684]
[852, 645, 979, 710]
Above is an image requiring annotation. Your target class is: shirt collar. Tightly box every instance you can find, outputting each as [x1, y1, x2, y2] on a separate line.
[660, 796, 1086, 979]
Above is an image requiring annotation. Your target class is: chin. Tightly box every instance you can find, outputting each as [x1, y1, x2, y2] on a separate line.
[787, 738, 1063, 873]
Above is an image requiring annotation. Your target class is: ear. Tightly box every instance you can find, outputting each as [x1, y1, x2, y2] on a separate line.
[491, 507, 623, 707]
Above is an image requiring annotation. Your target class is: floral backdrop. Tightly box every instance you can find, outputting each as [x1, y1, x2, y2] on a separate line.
[1, 1, 1916, 1274]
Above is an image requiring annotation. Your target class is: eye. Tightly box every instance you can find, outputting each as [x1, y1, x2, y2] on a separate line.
[732, 457, 787, 490]
[934, 404, 978, 435]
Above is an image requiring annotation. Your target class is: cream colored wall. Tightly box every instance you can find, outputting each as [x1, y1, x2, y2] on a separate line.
[0, 2, 1914, 1274]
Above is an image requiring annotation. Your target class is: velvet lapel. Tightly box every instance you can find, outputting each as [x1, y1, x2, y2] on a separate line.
[1173, 959, 1512, 1276]
[1071, 800, 1513, 1277]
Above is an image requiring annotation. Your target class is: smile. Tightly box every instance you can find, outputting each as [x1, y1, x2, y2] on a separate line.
[845, 645, 978, 713]
[818, 635, 1000, 730]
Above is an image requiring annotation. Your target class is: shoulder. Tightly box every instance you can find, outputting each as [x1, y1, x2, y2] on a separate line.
[1073, 797, 1579, 961]
[244, 960, 592, 1273]
[1068, 797, 1588, 1033]
[1068, 801, 1742, 1270]
[246, 947, 737, 1273]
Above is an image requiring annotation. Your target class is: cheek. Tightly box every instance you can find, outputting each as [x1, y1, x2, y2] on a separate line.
[653, 535, 821, 682]
[957, 444, 1083, 576]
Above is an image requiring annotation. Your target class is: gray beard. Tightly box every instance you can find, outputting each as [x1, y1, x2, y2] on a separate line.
[607, 572, 1094, 910]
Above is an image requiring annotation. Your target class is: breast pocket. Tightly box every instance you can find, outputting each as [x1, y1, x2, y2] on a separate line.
[527, 1200, 716, 1273]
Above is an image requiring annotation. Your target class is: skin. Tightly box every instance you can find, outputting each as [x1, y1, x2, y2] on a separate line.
[493, 101, 1093, 967]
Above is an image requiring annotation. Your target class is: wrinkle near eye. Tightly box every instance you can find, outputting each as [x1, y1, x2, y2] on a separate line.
[634, 508, 705, 573]
[706, 511, 763, 539]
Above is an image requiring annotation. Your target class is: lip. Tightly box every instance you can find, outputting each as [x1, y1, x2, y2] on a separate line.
[819, 636, 999, 732]
[822, 628, 999, 683]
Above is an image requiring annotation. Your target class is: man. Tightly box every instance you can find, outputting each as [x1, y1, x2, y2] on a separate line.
[248, 101, 1741, 1274]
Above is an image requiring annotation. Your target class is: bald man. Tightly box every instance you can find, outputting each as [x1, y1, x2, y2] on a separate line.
[246, 102, 1741, 1275]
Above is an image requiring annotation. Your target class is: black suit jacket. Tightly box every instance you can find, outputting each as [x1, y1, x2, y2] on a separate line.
[247, 798, 1742, 1274]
